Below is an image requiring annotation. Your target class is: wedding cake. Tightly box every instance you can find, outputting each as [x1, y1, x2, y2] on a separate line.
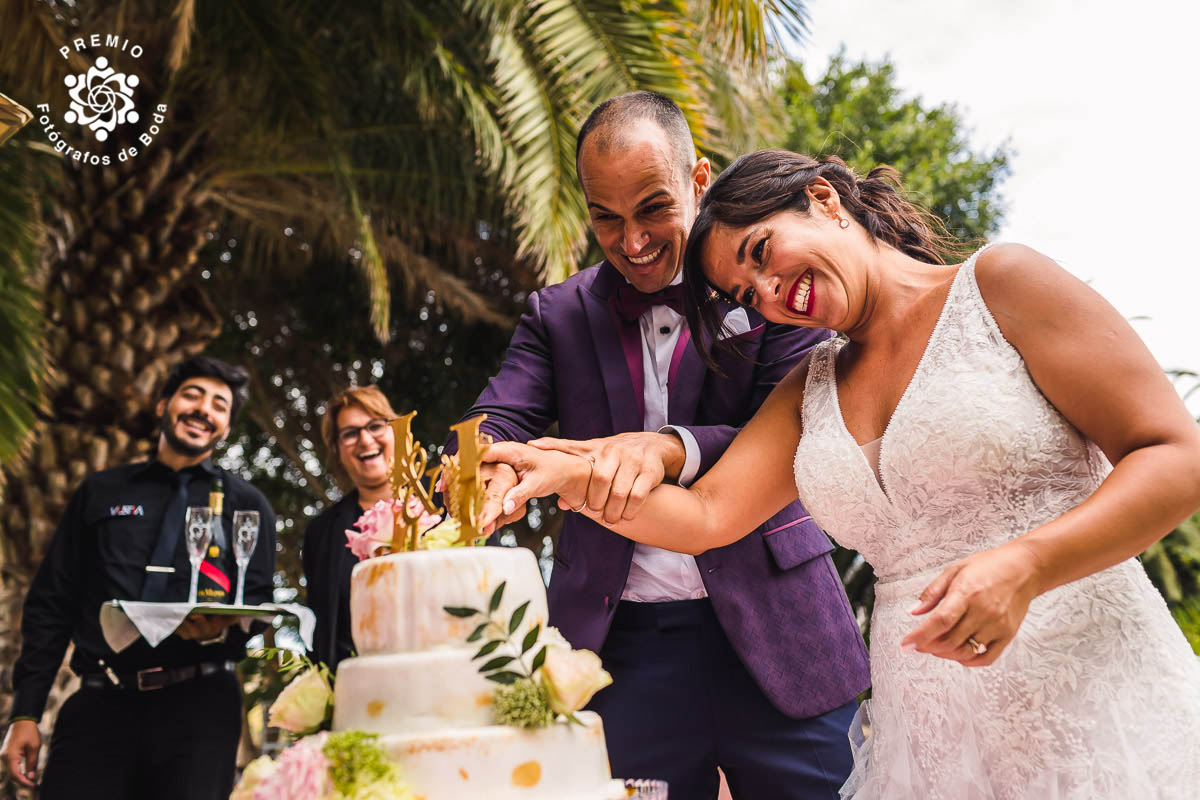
[331, 546, 623, 799]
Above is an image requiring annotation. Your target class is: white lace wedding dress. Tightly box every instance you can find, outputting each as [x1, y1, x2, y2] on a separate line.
[794, 248, 1200, 799]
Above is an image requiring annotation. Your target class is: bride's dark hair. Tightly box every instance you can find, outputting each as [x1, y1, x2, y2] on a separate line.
[682, 150, 968, 368]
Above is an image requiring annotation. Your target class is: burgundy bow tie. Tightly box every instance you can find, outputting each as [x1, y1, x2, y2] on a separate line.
[613, 284, 685, 322]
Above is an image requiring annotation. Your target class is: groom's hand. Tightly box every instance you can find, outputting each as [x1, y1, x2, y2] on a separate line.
[528, 432, 685, 524]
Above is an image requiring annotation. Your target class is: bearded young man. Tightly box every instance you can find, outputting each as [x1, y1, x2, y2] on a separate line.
[1, 356, 276, 800]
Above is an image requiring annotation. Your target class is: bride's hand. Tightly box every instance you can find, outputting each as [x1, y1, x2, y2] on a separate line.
[900, 541, 1044, 666]
[477, 441, 593, 533]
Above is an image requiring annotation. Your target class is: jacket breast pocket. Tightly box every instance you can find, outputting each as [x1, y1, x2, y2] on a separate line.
[762, 515, 834, 571]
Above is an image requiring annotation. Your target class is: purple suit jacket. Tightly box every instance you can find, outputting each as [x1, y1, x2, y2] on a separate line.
[463, 261, 869, 718]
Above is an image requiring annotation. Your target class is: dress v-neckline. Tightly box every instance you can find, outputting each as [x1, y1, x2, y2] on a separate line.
[827, 254, 978, 502]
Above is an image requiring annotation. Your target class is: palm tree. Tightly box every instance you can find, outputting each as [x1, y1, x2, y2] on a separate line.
[0, 0, 804, 742]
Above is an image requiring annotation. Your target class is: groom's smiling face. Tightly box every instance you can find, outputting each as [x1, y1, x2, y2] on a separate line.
[578, 120, 710, 293]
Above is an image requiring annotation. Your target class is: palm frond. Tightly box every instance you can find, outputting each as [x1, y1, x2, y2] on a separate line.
[326, 138, 390, 342]
[487, 22, 586, 284]
[702, 0, 808, 64]
[0, 140, 52, 470]
[166, 0, 197, 75]
[0, 0, 87, 100]
[209, 167, 509, 331]
[377, 233, 513, 328]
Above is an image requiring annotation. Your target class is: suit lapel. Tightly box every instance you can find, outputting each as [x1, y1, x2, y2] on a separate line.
[580, 263, 644, 434]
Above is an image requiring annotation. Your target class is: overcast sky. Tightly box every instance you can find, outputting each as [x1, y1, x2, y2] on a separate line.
[799, 0, 1199, 409]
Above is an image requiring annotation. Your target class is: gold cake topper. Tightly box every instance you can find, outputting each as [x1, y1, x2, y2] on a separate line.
[386, 413, 493, 551]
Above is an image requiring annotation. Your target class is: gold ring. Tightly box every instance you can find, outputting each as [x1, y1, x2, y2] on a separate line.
[966, 636, 987, 656]
[568, 454, 595, 513]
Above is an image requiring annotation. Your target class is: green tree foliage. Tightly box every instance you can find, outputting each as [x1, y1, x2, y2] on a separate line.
[778, 51, 1011, 246]
[0, 144, 48, 468]
[1171, 595, 1200, 655]
[1142, 512, 1200, 608]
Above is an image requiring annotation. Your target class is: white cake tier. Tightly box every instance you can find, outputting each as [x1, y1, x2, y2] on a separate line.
[333, 650, 498, 733]
[380, 712, 621, 800]
[350, 547, 548, 655]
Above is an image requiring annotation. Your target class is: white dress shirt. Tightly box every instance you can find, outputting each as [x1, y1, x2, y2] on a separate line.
[619, 274, 707, 603]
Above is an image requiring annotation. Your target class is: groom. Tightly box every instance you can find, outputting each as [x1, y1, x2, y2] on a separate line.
[461, 92, 868, 798]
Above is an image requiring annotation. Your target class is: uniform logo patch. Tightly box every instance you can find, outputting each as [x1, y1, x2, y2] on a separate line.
[109, 504, 145, 516]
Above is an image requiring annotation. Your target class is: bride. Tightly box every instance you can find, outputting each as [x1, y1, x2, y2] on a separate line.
[479, 150, 1200, 798]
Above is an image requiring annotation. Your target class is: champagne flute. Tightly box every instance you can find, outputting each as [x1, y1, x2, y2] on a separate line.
[184, 506, 213, 606]
[232, 510, 260, 606]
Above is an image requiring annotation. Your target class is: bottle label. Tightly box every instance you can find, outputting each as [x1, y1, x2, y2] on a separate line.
[198, 487, 231, 602]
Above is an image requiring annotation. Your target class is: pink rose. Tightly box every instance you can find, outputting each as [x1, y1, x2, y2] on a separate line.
[346, 498, 443, 560]
[252, 733, 330, 800]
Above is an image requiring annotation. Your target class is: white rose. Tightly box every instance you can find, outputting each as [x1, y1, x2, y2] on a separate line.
[419, 517, 460, 550]
[541, 647, 612, 715]
[538, 626, 572, 651]
[267, 667, 333, 734]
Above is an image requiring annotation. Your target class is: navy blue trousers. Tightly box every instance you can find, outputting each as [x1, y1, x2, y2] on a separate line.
[588, 599, 856, 800]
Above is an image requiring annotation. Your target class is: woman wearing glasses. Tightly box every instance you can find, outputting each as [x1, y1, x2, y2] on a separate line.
[302, 386, 398, 671]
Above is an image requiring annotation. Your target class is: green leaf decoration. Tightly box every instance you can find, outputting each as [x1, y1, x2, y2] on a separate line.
[467, 622, 489, 642]
[530, 645, 547, 673]
[509, 600, 530, 634]
[487, 671, 522, 685]
[489, 581, 507, 613]
[474, 640, 503, 660]
[479, 655, 516, 672]
[521, 624, 540, 655]
[444, 606, 479, 618]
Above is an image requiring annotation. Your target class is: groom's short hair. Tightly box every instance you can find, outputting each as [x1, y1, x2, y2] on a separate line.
[576, 91, 695, 181]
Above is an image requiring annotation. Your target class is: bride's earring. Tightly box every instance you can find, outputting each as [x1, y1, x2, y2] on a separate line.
[837, 215, 849, 229]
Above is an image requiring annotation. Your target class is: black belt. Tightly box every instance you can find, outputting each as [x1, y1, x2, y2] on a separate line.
[81, 660, 237, 691]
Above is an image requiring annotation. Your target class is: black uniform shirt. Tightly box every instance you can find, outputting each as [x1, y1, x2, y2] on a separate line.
[10, 458, 277, 722]
[301, 491, 361, 672]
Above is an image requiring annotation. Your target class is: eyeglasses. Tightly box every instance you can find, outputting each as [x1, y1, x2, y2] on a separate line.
[337, 418, 391, 448]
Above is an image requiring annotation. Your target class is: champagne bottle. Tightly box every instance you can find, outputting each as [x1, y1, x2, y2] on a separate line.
[197, 477, 232, 603]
